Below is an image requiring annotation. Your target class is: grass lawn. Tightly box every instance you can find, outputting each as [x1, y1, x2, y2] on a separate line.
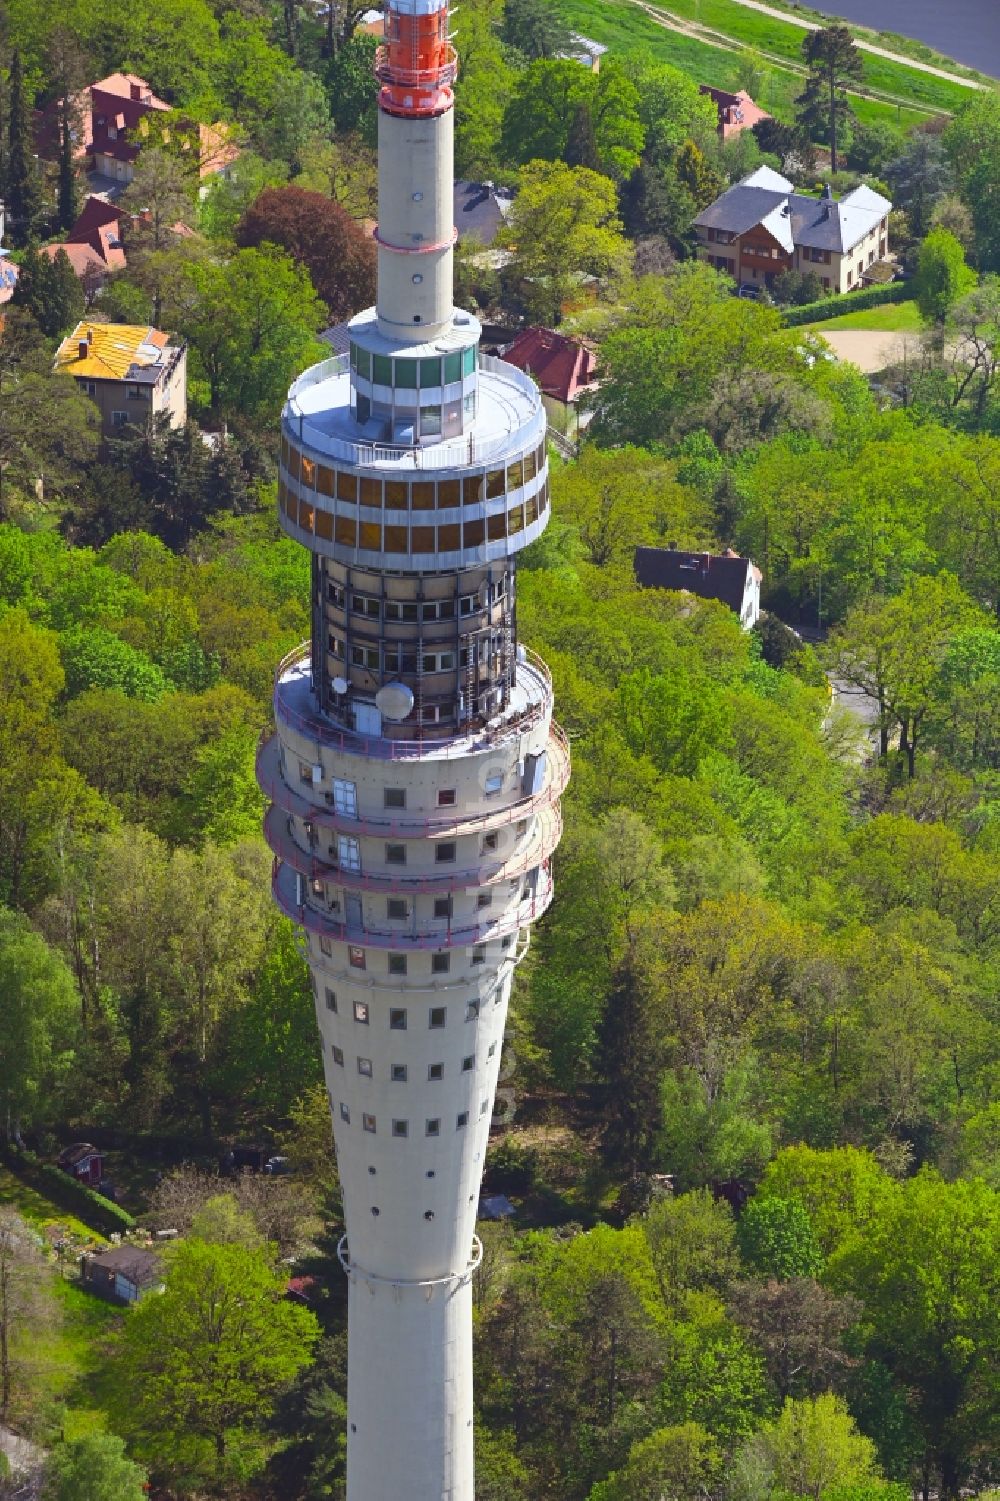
[802, 300, 923, 331]
[555, 0, 964, 131]
[0, 1165, 105, 1245]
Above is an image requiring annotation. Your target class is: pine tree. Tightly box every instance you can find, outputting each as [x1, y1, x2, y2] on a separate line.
[45, 248, 84, 337]
[795, 25, 862, 173]
[565, 103, 600, 172]
[6, 52, 42, 245]
[57, 92, 78, 231]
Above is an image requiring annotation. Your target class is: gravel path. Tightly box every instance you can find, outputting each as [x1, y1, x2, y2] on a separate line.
[813, 327, 921, 372]
[726, 0, 987, 88]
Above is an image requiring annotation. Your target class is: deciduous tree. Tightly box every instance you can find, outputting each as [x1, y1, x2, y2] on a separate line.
[235, 185, 376, 320]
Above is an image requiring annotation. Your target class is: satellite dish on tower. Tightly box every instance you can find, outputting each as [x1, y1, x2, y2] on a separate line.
[332, 676, 348, 695]
[376, 682, 415, 721]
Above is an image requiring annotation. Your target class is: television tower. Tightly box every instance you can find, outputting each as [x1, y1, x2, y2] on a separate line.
[257, 0, 568, 1494]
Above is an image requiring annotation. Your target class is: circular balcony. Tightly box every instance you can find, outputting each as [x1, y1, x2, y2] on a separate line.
[256, 723, 570, 839]
[263, 801, 562, 894]
[271, 857, 554, 950]
[272, 641, 555, 759]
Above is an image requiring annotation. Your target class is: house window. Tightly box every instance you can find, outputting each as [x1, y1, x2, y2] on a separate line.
[363, 1113, 376, 1133]
[431, 953, 450, 974]
[387, 898, 408, 921]
[393, 1120, 408, 1138]
[350, 948, 366, 971]
[353, 1000, 370, 1023]
[126, 383, 145, 401]
[481, 833, 498, 854]
[428, 1063, 444, 1081]
[477, 892, 492, 909]
[358, 1057, 373, 1077]
[332, 1045, 344, 1065]
[391, 1064, 407, 1081]
[389, 1008, 407, 1030]
[325, 988, 337, 1012]
[436, 843, 456, 864]
[111, 410, 129, 427]
[384, 788, 406, 809]
[388, 953, 407, 975]
[386, 843, 406, 865]
[472, 947, 486, 965]
[429, 1006, 446, 1028]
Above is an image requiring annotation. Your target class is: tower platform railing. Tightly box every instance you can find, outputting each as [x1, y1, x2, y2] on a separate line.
[272, 856, 554, 948]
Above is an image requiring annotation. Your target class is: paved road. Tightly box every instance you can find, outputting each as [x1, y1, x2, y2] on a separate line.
[727, 0, 987, 87]
[0, 1424, 45, 1492]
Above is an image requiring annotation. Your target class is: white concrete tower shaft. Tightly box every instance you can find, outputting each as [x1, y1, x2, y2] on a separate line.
[375, 0, 457, 342]
[260, 1, 567, 1496]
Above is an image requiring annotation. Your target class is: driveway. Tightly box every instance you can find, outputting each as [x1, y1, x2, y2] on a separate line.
[816, 329, 922, 373]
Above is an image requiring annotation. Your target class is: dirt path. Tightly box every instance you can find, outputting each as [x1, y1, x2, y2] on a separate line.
[726, 0, 987, 89]
[813, 327, 920, 372]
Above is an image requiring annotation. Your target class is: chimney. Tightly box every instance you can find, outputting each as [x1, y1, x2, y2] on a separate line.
[78, 338, 89, 359]
[130, 82, 141, 101]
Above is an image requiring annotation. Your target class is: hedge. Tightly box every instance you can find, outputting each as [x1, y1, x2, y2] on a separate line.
[782, 280, 914, 327]
[5, 1150, 136, 1234]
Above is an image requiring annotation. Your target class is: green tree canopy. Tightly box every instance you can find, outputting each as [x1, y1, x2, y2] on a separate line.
[41, 1432, 148, 1501]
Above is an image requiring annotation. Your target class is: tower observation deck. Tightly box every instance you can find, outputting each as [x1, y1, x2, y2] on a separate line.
[258, 1, 567, 1497]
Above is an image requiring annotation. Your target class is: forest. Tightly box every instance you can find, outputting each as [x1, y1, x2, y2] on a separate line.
[0, 0, 999, 1498]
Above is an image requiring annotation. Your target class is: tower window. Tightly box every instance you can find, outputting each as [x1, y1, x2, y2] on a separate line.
[434, 898, 452, 919]
[363, 1113, 376, 1133]
[389, 1008, 407, 1030]
[388, 953, 407, 975]
[462, 1055, 475, 1072]
[325, 988, 337, 1012]
[386, 843, 407, 865]
[393, 1120, 408, 1138]
[429, 1007, 446, 1028]
[438, 789, 456, 807]
[472, 948, 486, 965]
[340, 1103, 350, 1122]
[332, 1045, 344, 1066]
[387, 899, 408, 921]
[350, 947, 366, 970]
[436, 843, 456, 864]
[428, 1063, 444, 1081]
[353, 1000, 369, 1024]
[384, 788, 406, 809]
[432, 954, 450, 974]
[358, 1057, 372, 1077]
[466, 1000, 480, 1021]
[391, 1064, 407, 1081]
[457, 1112, 469, 1128]
[426, 1119, 440, 1137]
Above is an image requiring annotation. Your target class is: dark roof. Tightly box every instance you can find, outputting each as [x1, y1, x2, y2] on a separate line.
[453, 181, 514, 246]
[695, 170, 890, 255]
[319, 320, 351, 357]
[58, 1142, 100, 1166]
[86, 1246, 161, 1286]
[634, 546, 753, 614]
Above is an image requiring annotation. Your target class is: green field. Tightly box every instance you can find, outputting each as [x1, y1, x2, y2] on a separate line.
[0, 1164, 106, 1244]
[802, 299, 924, 332]
[555, 0, 985, 130]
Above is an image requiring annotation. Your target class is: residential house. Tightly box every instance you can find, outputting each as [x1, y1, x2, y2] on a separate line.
[694, 166, 892, 294]
[634, 545, 762, 630]
[65, 195, 129, 271]
[82, 1246, 162, 1304]
[57, 1142, 104, 1187]
[453, 181, 515, 247]
[54, 321, 187, 442]
[39, 242, 109, 300]
[501, 325, 597, 442]
[558, 33, 608, 71]
[699, 84, 771, 140]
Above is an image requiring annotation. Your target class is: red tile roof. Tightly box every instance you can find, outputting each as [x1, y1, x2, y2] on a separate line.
[40, 242, 111, 286]
[501, 326, 597, 404]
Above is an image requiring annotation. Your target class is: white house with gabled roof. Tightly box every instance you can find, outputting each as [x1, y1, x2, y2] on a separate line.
[694, 167, 892, 294]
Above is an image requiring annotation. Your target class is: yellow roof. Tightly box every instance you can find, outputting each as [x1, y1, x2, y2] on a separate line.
[54, 320, 170, 381]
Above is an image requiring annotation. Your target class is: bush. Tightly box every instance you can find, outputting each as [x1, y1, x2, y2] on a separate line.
[6, 1150, 136, 1234]
[485, 1136, 539, 1194]
[782, 281, 913, 326]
